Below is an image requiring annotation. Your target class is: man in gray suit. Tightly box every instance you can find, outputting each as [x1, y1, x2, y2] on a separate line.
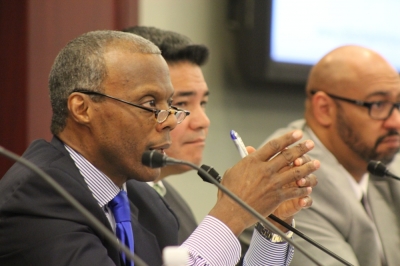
[262, 45, 400, 265]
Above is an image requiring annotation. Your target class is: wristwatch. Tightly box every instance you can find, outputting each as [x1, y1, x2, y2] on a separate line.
[255, 219, 295, 243]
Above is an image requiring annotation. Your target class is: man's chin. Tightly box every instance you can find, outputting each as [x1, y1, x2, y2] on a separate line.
[129, 168, 161, 182]
[175, 164, 193, 174]
[375, 150, 399, 165]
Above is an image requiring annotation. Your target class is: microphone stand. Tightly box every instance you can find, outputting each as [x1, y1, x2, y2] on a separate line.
[177, 159, 325, 266]
[0, 146, 148, 266]
[200, 165, 353, 266]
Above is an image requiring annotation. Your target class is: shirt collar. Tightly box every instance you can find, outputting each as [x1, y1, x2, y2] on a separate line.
[64, 144, 122, 207]
[147, 180, 167, 197]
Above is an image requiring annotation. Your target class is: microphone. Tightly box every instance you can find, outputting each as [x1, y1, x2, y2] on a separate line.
[200, 164, 353, 266]
[198, 164, 222, 183]
[367, 160, 400, 181]
[142, 150, 183, 168]
[142, 150, 325, 266]
[0, 146, 148, 266]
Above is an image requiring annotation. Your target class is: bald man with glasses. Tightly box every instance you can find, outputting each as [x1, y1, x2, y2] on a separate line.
[261, 45, 400, 266]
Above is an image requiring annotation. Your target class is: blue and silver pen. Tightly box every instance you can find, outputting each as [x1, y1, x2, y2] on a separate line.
[230, 130, 249, 158]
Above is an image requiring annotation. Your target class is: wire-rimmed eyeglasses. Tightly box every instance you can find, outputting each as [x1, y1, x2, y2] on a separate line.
[72, 89, 190, 124]
[310, 90, 400, 120]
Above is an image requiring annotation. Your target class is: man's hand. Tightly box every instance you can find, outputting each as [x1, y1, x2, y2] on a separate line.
[270, 155, 318, 231]
[208, 130, 319, 236]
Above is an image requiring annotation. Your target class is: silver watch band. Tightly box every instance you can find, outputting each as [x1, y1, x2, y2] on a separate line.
[255, 219, 295, 243]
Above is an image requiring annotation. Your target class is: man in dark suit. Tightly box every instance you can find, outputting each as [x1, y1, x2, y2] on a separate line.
[0, 30, 318, 265]
[122, 26, 209, 244]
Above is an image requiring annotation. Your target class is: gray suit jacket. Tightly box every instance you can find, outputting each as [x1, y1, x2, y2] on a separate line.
[263, 119, 400, 266]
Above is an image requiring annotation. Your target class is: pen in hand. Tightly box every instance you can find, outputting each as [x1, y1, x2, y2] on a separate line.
[230, 130, 248, 158]
[229, 129, 347, 265]
[231, 129, 287, 162]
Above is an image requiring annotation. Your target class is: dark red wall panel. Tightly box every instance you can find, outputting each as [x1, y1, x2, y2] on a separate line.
[0, 0, 28, 176]
[0, 0, 138, 177]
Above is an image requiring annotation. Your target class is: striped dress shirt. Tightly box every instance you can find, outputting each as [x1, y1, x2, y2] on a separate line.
[65, 145, 293, 265]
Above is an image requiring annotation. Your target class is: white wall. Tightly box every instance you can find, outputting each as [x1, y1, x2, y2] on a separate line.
[139, 0, 305, 222]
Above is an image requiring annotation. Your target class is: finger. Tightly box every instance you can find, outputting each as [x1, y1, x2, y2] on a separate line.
[296, 173, 318, 187]
[262, 139, 314, 177]
[274, 159, 320, 189]
[278, 154, 311, 174]
[246, 146, 256, 154]
[284, 186, 313, 202]
[273, 140, 314, 169]
[258, 139, 315, 179]
[293, 154, 312, 166]
[255, 130, 303, 163]
[298, 196, 313, 208]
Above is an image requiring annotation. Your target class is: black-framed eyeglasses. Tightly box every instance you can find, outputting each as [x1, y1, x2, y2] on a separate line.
[72, 89, 190, 124]
[310, 90, 400, 120]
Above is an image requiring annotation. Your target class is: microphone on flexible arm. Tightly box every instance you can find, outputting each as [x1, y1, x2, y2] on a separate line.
[143, 150, 337, 266]
[0, 146, 148, 266]
[198, 164, 353, 266]
[367, 160, 400, 181]
[198, 164, 222, 183]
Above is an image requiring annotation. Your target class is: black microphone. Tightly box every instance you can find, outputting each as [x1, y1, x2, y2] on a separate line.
[141, 151, 219, 183]
[0, 146, 148, 266]
[142, 150, 184, 168]
[142, 150, 326, 266]
[198, 164, 222, 183]
[367, 160, 400, 181]
[200, 164, 353, 266]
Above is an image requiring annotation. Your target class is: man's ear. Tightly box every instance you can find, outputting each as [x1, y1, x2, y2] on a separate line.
[311, 92, 336, 127]
[68, 93, 91, 125]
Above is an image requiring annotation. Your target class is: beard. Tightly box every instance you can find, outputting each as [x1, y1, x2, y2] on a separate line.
[336, 107, 400, 165]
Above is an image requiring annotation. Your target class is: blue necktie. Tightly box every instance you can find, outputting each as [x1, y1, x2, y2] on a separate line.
[108, 191, 134, 266]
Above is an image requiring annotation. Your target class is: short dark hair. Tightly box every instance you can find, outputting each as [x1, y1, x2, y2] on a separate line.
[49, 30, 160, 135]
[122, 26, 209, 66]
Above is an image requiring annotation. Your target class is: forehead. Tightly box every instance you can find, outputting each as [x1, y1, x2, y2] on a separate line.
[103, 49, 174, 97]
[168, 62, 208, 95]
[346, 64, 400, 99]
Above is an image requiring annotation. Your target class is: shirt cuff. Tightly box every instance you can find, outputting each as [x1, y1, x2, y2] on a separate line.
[243, 229, 294, 266]
[182, 215, 241, 266]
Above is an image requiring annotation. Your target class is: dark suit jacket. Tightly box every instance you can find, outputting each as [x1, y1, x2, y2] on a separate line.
[0, 137, 179, 266]
[162, 180, 197, 244]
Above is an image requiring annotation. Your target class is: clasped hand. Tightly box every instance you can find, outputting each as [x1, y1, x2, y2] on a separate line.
[209, 130, 319, 236]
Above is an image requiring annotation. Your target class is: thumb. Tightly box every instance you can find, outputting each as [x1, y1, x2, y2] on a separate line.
[246, 146, 256, 154]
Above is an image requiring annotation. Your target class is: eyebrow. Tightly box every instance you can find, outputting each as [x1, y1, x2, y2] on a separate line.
[365, 91, 397, 100]
[174, 90, 210, 97]
[366, 91, 390, 97]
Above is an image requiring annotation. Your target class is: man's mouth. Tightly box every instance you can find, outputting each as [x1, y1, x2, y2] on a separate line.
[377, 135, 400, 149]
[184, 138, 206, 145]
[381, 136, 400, 144]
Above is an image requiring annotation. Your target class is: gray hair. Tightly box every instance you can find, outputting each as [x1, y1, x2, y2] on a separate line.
[49, 30, 161, 135]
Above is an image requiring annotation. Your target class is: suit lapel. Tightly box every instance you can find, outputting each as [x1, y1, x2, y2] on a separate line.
[126, 180, 179, 265]
[49, 136, 122, 265]
[369, 177, 400, 265]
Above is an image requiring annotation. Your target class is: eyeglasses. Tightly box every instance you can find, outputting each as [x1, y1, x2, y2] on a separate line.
[72, 89, 190, 124]
[311, 90, 400, 120]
